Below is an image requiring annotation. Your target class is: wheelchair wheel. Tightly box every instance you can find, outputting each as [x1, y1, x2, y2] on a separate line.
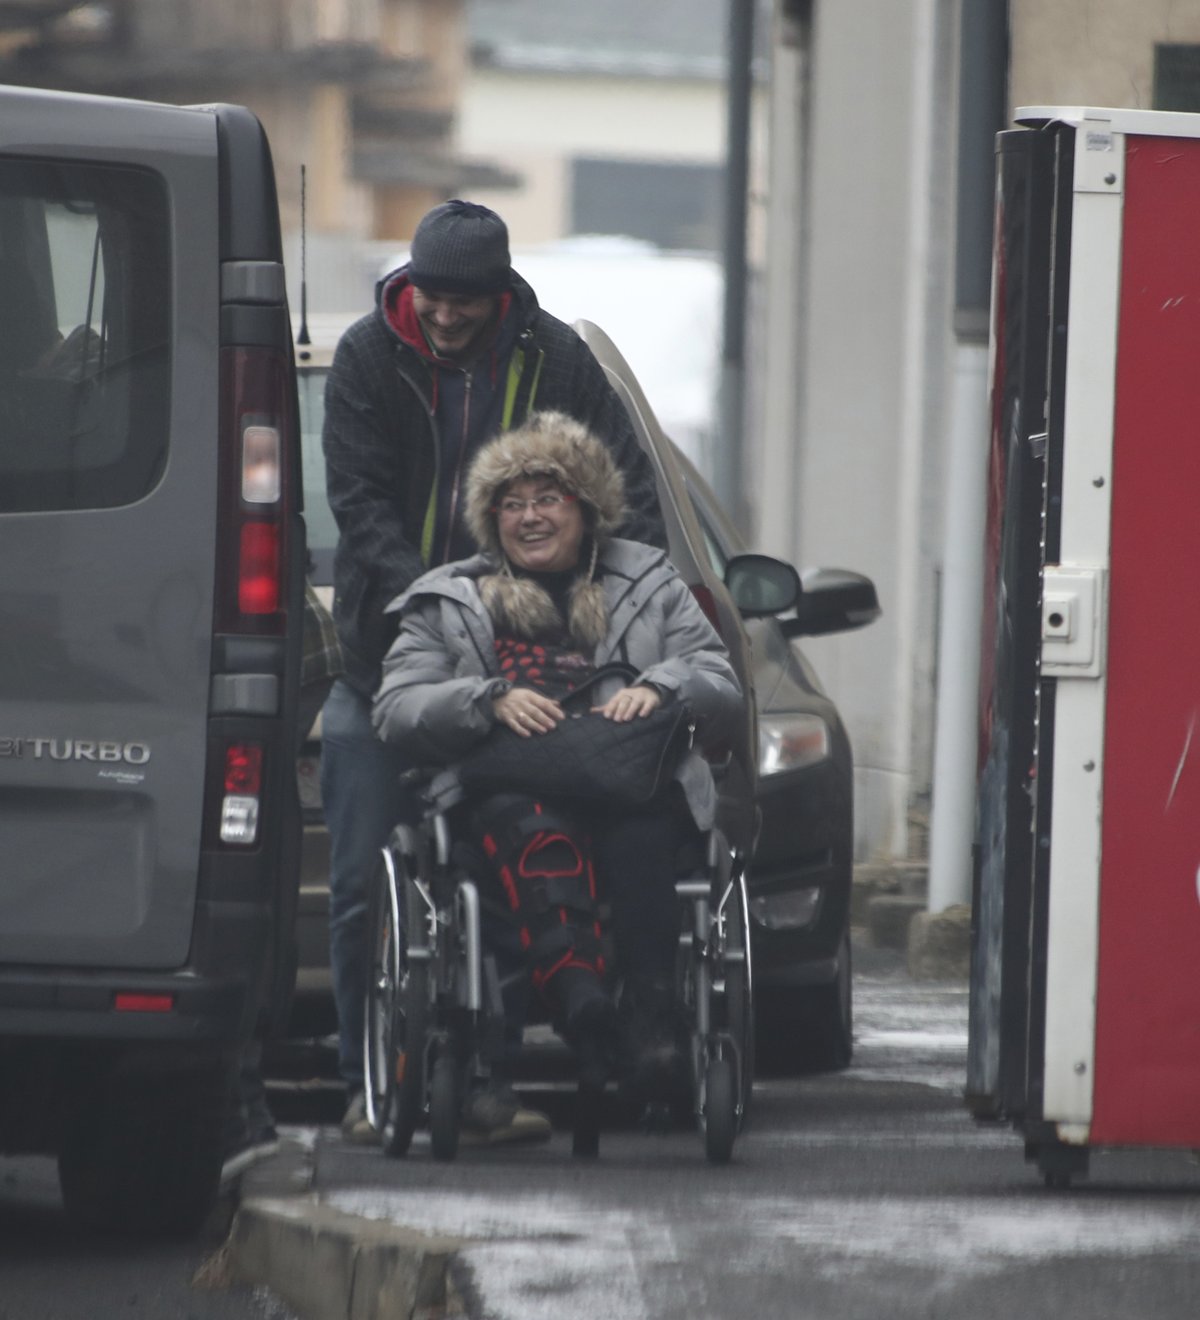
[363, 850, 401, 1135]
[685, 846, 753, 1161]
[429, 1051, 461, 1162]
[703, 1055, 737, 1164]
[381, 840, 434, 1158]
[723, 861, 755, 1126]
[382, 957, 429, 1157]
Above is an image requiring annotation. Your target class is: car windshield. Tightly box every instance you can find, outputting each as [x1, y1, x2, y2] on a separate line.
[688, 494, 729, 578]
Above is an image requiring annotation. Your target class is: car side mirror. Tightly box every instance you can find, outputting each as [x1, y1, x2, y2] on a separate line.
[780, 568, 881, 638]
[724, 553, 801, 617]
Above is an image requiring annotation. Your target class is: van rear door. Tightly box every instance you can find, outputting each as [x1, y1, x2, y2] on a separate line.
[0, 87, 280, 975]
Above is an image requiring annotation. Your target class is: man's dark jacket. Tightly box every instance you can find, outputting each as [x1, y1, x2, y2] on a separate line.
[323, 267, 668, 696]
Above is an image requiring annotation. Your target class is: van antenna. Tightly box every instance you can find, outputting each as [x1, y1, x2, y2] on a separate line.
[297, 163, 311, 346]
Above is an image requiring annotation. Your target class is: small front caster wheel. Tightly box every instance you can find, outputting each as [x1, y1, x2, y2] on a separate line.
[703, 1055, 737, 1165]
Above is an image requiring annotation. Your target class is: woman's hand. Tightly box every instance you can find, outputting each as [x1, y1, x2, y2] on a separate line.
[493, 687, 565, 737]
[594, 684, 662, 723]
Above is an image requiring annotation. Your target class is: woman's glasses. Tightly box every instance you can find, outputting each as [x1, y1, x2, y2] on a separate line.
[493, 492, 578, 519]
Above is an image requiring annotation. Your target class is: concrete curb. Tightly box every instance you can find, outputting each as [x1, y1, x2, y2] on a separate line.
[228, 1194, 466, 1320]
[866, 893, 926, 951]
[907, 904, 972, 981]
[852, 861, 972, 982]
[215, 1136, 467, 1320]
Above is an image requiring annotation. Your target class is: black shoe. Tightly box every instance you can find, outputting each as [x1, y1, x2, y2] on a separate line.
[568, 995, 620, 1089]
[564, 997, 618, 1159]
[619, 978, 691, 1104]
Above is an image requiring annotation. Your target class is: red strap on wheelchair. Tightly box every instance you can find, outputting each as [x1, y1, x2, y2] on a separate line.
[475, 796, 605, 990]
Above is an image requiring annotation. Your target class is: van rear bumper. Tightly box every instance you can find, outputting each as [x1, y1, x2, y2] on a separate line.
[0, 900, 272, 1157]
[0, 898, 270, 1045]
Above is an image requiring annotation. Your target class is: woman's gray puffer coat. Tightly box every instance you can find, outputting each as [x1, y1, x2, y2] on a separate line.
[371, 538, 743, 830]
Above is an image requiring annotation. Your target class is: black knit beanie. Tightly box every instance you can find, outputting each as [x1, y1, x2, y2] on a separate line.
[408, 200, 512, 295]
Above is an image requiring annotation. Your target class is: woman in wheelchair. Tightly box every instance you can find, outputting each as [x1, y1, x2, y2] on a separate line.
[372, 411, 743, 1139]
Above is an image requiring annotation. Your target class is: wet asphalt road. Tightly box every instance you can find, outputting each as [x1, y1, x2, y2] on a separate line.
[5, 938, 1200, 1319]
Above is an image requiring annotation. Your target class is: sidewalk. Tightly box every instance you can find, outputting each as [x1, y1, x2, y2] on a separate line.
[219, 893, 970, 1320]
[222, 1152, 466, 1320]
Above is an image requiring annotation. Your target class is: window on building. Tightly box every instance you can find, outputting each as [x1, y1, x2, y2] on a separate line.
[570, 157, 722, 252]
[1154, 45, 1200, 112]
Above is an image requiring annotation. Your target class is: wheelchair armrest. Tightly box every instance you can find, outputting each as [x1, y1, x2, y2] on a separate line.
[674, 879, 711, 901]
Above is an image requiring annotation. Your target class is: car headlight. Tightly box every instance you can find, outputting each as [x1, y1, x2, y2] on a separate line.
[758, 713, 831, 775]
[750, 887, 822, 930]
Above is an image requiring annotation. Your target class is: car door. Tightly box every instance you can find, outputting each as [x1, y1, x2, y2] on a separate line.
[572, 318, 759, 852]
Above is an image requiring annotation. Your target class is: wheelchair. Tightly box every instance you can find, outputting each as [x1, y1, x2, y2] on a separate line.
[361, 781, 754, 1164]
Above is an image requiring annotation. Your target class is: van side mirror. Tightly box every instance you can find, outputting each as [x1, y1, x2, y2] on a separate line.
[724, 554, 801, 617]
[781, 568, 881, 638]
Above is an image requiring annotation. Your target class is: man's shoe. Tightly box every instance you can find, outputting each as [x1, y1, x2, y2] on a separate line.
[459, 1082, 552, 1147]
[340, 1090, 377, 1145]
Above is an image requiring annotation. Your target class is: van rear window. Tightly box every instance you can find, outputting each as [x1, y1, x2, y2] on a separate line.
[0, 158, 170, 513]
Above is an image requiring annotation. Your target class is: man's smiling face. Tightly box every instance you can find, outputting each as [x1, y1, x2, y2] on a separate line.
[411, 287, 499, 361]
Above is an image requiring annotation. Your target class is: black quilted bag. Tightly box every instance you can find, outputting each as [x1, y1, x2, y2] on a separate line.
[457, 665, 694, 807]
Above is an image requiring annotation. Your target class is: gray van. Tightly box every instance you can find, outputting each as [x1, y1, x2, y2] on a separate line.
[0, 85, 304, 1234]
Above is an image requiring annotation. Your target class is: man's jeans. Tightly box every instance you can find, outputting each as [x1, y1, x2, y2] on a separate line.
[320, 679, 411, 1089]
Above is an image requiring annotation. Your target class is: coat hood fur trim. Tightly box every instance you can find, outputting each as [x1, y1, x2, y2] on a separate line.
[477, 562, 609, 651]
[466, 413, 625, 651]
[464, 411, 627, 558]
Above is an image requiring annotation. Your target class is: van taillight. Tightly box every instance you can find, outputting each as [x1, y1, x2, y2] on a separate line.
[242, 424, 281, 503]
[216, 347, 291, 634]
[220, 742, 262, 845]
[114, 993, 174, 1013]
[239, 521, 281, 613]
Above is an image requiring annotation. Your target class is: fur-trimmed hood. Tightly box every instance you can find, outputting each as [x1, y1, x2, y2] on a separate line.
[463, 412, 629, 650]
[464, 411, 627, 558]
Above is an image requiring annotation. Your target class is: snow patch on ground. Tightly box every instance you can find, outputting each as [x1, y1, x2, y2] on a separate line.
[325, 1187, 665, 1319]
[326, 1181, 1200, 1312]
[721, 1193, 1200, 1282]
[851, 976, 970, 1092]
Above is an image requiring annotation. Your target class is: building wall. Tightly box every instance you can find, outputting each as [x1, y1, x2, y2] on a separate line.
[459, 68, 756, 242]
[1009, 0, 1200, 113]
[759, 0, 958, 862]
[766, 0, 1200, 868]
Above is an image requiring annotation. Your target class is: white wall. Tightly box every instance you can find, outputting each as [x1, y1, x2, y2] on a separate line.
[460, 68, 754, 242]
[757, 0, 958, 862]
[459, 19, 967, 867]
[1010, 0, 1200, 113]
[463, 69, 727, 158]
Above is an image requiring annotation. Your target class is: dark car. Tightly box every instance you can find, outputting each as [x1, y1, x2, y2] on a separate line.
[678, 449, 870, 1071]
[580, 322, 879, 1073]
[292, 315, 878, 1075]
